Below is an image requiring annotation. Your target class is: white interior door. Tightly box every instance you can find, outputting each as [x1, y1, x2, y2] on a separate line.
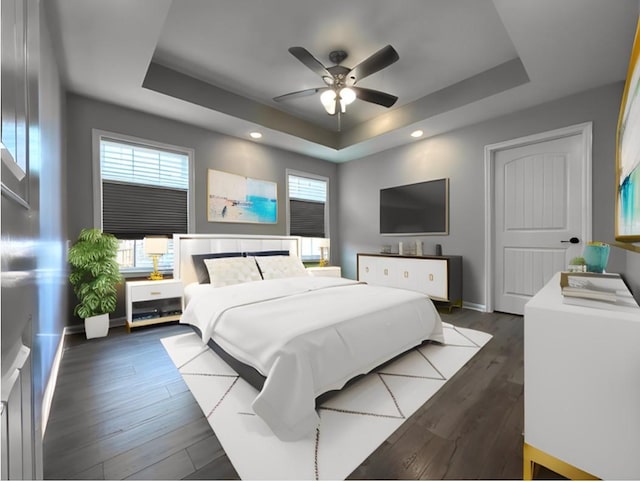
[493, 131, 589, 314]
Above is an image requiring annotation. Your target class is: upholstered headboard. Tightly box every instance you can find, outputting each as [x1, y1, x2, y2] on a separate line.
[173, 234, 301, 286]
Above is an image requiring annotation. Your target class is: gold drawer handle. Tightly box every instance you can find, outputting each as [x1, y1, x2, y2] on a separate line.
[384, 268, 388, 276]
[428, 274, 434, 282]
[365, 267, 369, 273]
[150, 291, 161, 295]
[404, 271, 409, 278]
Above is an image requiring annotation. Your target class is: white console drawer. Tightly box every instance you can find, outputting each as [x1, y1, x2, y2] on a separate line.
[357, 253, 461, 305]
[419, 259, 448, 300]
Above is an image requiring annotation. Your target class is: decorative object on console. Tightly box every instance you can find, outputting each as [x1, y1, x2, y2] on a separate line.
[583, 242, 610, 273]
[144, 236, 168, 280]
[207, 169, 277, 224]
[559, 271, 620, 304]
[403, 243, 417, 256]
[567, 256, 587, 272]
[416, 240, 423, 256]
[435, 243, 442, 256]
[68, 228, 122, 339]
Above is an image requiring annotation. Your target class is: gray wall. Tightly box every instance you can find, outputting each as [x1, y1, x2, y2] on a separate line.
[66, 94, 338, 323]
[338, 82, 639, 306]
[1, 0, 67, 475]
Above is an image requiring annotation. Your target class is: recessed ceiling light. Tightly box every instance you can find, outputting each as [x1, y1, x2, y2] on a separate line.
[249, 131, 262, 139]
[410, 130, 423, 138]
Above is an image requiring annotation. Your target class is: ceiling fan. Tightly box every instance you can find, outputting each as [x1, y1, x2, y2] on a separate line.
[273, 45, 400, 119]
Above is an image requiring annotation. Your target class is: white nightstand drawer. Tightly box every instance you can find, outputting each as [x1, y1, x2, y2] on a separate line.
[129, 280, 183, 302]
[125, 279, 184, 331]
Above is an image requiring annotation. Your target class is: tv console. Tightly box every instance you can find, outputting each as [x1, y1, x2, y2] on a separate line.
[356, 253, 462, 308]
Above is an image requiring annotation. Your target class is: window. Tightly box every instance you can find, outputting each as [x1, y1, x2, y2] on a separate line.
[287, 171, 329, 262]
[94, 131, 192, 273]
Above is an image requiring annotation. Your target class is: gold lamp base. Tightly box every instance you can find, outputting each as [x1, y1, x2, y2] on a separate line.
[148, 255, 164, 280]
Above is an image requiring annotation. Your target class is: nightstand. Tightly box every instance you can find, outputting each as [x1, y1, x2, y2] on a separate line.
[125, 278, 183, 332]
[306, 266, 342, 277]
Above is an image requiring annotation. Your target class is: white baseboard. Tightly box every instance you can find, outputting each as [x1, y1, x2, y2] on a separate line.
[462, 301, 487, 312]
[41, 329, 66, 438]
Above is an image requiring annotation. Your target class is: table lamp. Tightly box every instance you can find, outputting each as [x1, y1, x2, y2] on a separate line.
[144, 236, 168, 280]
[319, 238, 330, 267]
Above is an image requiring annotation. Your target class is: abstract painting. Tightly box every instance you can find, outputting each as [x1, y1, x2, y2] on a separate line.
[207, 169, 277, 223]
[616, 18, 640, 243]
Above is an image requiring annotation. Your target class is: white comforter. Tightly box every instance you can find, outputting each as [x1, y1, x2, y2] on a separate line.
[180, 276, 444, 441]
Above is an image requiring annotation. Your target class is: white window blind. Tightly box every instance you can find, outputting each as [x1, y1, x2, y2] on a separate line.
[288, 175, 327, 202]
[100, 138, 189, 239]
[288, 173, 328, 245]
[101, 139, 189, 190]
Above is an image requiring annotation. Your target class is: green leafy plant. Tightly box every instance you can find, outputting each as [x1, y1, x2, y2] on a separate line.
[569, 256, 586, 265]
[68, 228, 122, 319]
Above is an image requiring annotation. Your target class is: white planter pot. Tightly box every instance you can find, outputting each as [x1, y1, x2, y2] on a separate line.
[84, 313, 109, 339]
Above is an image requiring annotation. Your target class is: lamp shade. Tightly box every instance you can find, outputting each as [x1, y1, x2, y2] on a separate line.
[144, 236, 168, 255]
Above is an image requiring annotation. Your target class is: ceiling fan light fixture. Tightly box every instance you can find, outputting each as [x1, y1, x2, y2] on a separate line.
[320, 89, 337, 114]
[339, 87, 356, 106]
[321, 87, 356, 115]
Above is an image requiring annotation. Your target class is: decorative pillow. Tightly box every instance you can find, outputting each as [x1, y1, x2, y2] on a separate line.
[254, 255, 309, 280]
[192, 252, 243, 284]
[203, 257, 262, 287]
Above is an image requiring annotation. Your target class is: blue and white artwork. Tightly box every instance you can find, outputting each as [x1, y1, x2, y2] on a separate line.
[617, 23, 640, 241]
[208, 169, 277, 224]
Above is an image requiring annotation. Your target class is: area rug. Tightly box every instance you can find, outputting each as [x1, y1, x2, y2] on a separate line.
[161, 322, 491, 480]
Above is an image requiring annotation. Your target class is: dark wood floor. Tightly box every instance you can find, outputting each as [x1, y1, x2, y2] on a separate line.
[43, 308, 559, 480]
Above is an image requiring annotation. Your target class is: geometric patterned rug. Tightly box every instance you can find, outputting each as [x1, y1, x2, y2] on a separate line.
[161, 322, 492, 480]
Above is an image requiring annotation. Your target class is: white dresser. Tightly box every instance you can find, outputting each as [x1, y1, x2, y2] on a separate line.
[524, 272, 640, 479]
[356, 253, 462, 306]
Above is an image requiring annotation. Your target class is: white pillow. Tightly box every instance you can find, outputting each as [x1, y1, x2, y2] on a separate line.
[255, 255, 309, 280]
[204, 257, 262, 287]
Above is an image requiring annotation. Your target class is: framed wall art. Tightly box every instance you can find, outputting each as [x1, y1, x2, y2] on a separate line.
[207, 169, 277, 224]
[616, 17, 640, 245]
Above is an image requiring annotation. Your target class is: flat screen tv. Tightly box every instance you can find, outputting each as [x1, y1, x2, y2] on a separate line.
[380, 178, 449, 235]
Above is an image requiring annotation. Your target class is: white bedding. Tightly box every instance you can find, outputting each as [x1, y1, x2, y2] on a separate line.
[180, 276, 444, 441]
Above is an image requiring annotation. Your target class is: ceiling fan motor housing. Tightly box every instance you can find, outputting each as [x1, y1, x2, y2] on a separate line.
[329, 50, 348, 65]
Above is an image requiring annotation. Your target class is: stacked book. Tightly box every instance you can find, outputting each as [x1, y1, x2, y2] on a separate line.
[560, 272, 621, 307]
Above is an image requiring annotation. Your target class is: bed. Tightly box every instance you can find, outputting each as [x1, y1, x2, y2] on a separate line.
[174, 234, 444, 441]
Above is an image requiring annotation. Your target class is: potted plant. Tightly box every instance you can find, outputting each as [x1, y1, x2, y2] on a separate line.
[568, 256, 587, 272]
[68, 228, 122, 338]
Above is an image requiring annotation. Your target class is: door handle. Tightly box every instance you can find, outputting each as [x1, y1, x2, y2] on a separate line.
[561, 237, 580, 244]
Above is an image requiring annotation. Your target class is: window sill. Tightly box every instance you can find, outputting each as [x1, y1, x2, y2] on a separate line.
[120, 269, 172, 280]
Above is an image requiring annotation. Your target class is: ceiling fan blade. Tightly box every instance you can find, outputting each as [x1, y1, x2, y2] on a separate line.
[352, 87, 398, 108]
[347, 45, 399, 85]
[273, 87, 326, 102]
[288, 47, 333, 83]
